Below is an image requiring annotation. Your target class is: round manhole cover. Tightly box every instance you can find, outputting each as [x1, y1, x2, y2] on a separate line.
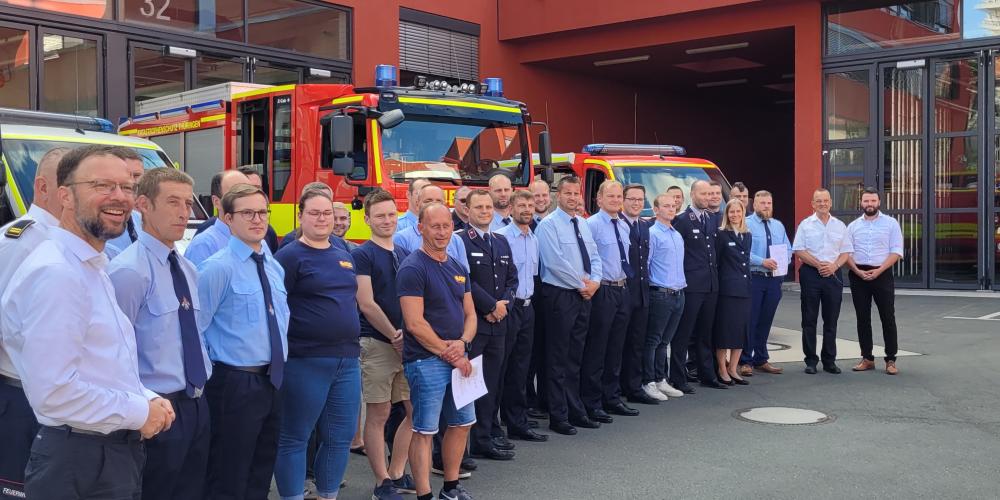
[766, 341, 791, 351]
[734, 407, 834, 425]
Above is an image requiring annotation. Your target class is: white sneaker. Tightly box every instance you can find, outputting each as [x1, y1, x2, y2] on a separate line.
[642, 382, 669, 401]
[656, 379, 683, 398]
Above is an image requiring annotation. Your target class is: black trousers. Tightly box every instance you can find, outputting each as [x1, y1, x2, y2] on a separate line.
[541, 284, 590, 423]
[618, 299, 649, 400]
[142, 395, 210, 500]
[580, 285, 629, 412]
[469, 331, 507, 453]
[25, 426, 144, 500]
[800, 265, 843, 366]
[849, 266, 899, 362]
[204, 366, 281, 500]
[669, 291, 719, 386]
[526, 278, 547, 412]
[0, 382, 39, 499]
[501, 302, 535, 434]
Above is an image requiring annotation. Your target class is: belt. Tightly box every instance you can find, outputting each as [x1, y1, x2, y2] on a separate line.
[601, 279, 627, 287]
[751, 270, 773, 277]
[157, 389, 202, 400]
[649, 286, 682, 295]
[856, 264, 879, 271]
[214, 362, 269, 375]
[47, 425, 141, 442]
[514, 298, 532, 307]
[0, 373, 23, 388]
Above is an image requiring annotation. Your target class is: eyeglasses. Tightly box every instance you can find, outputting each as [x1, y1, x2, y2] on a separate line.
[624, 197, 644, 203]
[457, 197, 468, 205]
[233, 209, 270, 222]
[66, 179, 136, 196]
[304, 210, 334, 219]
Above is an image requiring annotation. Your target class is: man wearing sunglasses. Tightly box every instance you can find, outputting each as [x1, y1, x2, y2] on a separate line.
[452, 186, 472, 232]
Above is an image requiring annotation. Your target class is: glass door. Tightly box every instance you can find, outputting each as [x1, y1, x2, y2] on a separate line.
[990, 51, 1000, 290]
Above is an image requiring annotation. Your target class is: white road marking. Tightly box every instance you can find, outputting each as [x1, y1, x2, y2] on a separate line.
[944, 311, 1000, 321]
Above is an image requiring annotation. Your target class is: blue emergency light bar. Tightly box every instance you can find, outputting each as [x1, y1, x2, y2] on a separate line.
[583, 143, 687, 157]
[484, 78, 503, 97]
[376, 64, 398, 87]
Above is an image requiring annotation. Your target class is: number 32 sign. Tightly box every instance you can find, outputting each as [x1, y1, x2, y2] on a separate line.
[122, 0, 194, 28]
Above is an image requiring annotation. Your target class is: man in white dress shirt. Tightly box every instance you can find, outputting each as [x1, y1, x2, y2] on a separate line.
[846, 188, 904, 375]
[0, 145, 175, 499]
[792, 188, 853, 375]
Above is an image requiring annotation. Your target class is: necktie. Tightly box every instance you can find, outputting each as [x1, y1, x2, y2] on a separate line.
[126, 216, 138, 243]
[483, 232, 493, 254]
[570, 217, 592, 275]
[611, 218, 634, 279]
[502, 217, 511, 226]
[167, 251, 207, 397]
[251, 253, 284, 389]
[763, 219, 772, 258]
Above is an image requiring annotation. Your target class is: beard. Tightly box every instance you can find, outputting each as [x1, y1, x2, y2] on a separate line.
[863, 206, 878, 216]
[755, 210, 771, 220]
[77, 202, 129, 242]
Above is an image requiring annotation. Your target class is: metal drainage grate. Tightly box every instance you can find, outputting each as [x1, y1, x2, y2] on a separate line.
[734, 407, 834, 426]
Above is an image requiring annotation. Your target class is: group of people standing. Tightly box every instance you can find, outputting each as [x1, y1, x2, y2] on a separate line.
[0, 143, 903, 500]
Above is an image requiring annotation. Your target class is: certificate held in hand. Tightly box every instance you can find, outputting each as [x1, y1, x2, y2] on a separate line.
[452, 355, 487, 408]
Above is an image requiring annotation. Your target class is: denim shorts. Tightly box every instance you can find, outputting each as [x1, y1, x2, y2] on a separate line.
[403, 356, 476, 435]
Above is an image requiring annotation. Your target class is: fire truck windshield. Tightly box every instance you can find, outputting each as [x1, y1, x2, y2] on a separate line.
[380, 115, 528, 185]
[614, 165, 730, 216]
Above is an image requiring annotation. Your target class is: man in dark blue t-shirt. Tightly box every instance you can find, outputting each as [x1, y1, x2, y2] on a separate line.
[397, 203, 476, 500]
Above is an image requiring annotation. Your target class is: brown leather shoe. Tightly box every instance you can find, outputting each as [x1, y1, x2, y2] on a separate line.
[885, 360, 898, 375]
[852, 359, 875, 371]
[755, 362, 783, 374]
[738, 364, 754, 377]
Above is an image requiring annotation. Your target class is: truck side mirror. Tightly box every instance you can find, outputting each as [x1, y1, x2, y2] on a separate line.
[541, 166, 554, 185]
[377, 109, 404, 129]
[329, 115, 354, 175]
[537, 131, 552, 167]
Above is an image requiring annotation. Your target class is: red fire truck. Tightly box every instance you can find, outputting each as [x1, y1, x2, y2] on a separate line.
[119, 65, 551, 239]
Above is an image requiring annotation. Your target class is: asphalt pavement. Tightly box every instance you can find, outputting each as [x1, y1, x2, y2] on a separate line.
[293, 291, 1000, 499]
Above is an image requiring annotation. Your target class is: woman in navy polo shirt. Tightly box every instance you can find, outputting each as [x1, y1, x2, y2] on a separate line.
[273, 190, 361, 500]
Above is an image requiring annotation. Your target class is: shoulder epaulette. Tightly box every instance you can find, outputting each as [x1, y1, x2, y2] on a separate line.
[4, 219, 36, 239]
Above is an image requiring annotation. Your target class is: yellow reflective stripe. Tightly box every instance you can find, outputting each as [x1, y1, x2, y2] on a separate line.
[200, 114, 226, 123]
[232, 84, 295, 100]
[2, 156, 27, 216]
[397, 97, 521, 114]
[269, 203, 297, 236]
[601, 161, 718, 169]
[120, 129, 138, 136]
[583, 159, 615, 180]
[370, 120, 383, 185]
[2, 133, 159, 149]
[331, 95, 363, 106]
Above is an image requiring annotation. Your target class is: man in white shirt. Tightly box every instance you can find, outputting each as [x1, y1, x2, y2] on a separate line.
[792, 188, 853, 374]
[1, 145, 175, 499]
[846, 188, 904, 375]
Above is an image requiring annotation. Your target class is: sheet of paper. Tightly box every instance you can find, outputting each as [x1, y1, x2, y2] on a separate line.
[769, 243, 790, 277]
[452, 355, 487, 409]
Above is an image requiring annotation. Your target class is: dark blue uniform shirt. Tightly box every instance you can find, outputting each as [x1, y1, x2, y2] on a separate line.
[396, 250, 470, 363]
[352, 241, 410, 343]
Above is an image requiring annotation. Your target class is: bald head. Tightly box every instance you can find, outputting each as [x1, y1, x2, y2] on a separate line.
[34, 147, 71, 216]
[489, 174, 513, 210]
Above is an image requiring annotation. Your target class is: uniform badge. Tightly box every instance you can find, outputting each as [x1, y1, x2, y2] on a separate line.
[339, 260, 353, 269]
[268, 304, 275, 316]
[467, 228, 477, 239]
[180, 297, 191, 310]
[3, 218, 36, 239]
[454, 275, 467, 284]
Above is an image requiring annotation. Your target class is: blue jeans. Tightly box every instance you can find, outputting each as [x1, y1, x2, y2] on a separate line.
[274, 356, 361, 500]
[642, 290, 685, 383]
[404, 356, 476, 434]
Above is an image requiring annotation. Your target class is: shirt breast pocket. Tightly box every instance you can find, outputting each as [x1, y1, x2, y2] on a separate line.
[557, 230, 580, 250]
[231, 279, 262, 326]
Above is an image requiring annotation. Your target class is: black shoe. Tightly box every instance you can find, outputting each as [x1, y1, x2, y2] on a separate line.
[804, 365, 818, 374]
[699, 380, 729, 389]
[431, 461, 471, 479]
[508, 428, 549, 442]
[549, 421, 577, 435]
[460, 457, 477, 472]
[823, 363, 842, 374]
[569, 416, 601, 429]
[526, 408, 548, 419]
[626, 392, 660, 405]
[527, 419, 539, 429]
[685, 373, 699, 383]
[604, 402, 640, 416]
[587, 409, 614, 424]
[732, 378, 749, 386]
[491, 436, 515, 450]
[470, 446, 515, 461]
[677, 385, 696, 395]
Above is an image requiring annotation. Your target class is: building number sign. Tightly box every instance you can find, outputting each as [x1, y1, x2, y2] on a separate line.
[140, 0, 172, 21]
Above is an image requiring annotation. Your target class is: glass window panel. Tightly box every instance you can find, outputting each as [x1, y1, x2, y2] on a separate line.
[884, 139, 923, 210]
[247, 0, 349, 60]
[934, 136, 978, 208]
[254, 63, 299, 85]
[935, 212, 979, 284]
[271, 96, 292, 201]
[993, 212, 1000, 287]
[964, 1, 1000, 39]
[934, 58, 978, 133]
[827, 1, 960, 56]
[41, 35, 99, 117]
[828, 147, 865, 212]
[305, 72, 349, 84]
[196, 55, 245, 88]
[826, 70, 870, 140]
[993, 54, 1000, 128]
[994, 135, 1000, 207]
[132, 47, 186, 106]
[118, 0, 244, 41]
[0, 27, 31, 110]
[1, 0, 111, 18]
[892, 212, 924, 284]
[884, 66, 925, 136]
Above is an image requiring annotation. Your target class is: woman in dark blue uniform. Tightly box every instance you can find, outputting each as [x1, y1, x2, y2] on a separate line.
[714, 199, 752, 385]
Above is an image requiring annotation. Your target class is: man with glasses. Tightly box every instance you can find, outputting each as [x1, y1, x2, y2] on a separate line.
[452, 186, 472, 232]
[185, 169, 252, 266]
[104, 148, 146, 259]
[197, 184, 290, 499]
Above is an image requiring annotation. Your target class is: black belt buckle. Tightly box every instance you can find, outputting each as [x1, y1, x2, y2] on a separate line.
[0, 373, 23, 388]
[158, 388, 202, 400]
[514, 298, 531, 307]
[601, 279, 626, 287]
[650, 286, 681, 296]
[751, 271, 772, 277]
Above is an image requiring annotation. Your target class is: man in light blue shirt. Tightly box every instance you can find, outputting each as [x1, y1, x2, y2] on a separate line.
[739, 190, 789, 375]
[396, 178, 431, 234]
[642, 194, 687, 402]
[489, 174, 514, 231]
[108, 168, 213, 500]
[104, 150, 146, 259]
[196, 184, 290, 500]
[580, 180, 632, 423]
[535, 176, 602, 435]
[184, 170, 250, 266]
[394, 184, 469, 271]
